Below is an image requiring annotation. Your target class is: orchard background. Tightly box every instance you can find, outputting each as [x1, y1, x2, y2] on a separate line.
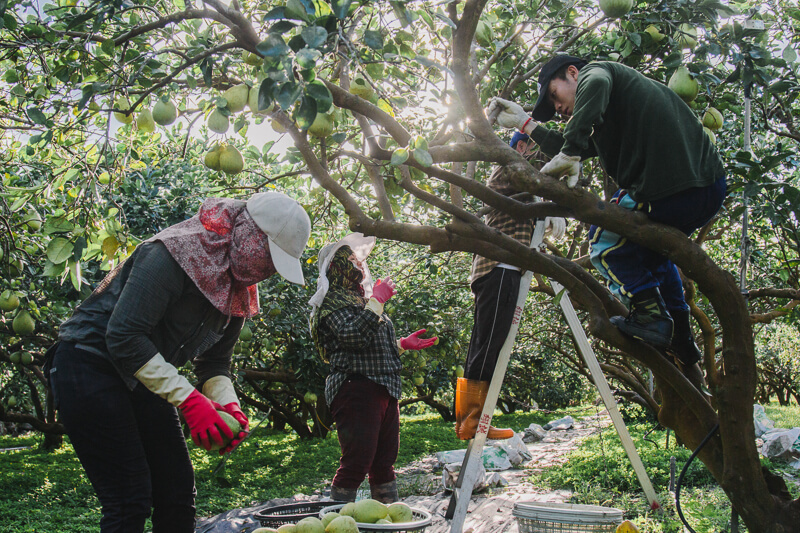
[1, 0, 799, 529]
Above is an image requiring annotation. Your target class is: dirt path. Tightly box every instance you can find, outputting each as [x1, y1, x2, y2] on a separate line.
[195, 411, 612, 533]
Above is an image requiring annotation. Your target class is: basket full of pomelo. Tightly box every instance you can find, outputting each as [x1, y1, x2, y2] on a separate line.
[319, 501, 432, 533]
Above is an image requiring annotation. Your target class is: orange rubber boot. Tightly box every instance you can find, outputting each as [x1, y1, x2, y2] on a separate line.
[454, 378, 513, 440]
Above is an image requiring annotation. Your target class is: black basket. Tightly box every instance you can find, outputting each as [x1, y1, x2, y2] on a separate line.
[255, 501, 349, 527]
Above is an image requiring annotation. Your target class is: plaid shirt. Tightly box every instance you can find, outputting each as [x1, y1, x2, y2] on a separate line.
[319, 305, 402, 405]
[470, 164, 538, 285]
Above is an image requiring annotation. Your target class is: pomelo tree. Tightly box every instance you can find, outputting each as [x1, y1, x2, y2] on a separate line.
[1, 0, 800, 528]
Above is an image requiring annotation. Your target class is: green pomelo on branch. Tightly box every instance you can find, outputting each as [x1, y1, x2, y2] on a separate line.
[21, 352, 33, 365]
[9, 351, 22, 363]
[675, 24, 697, 50]
[223, 84, 250, 113]
[152, 98, 178, 126]
[308, 113, 334, 138]
[598, 0, 633, 19]
[304, 391, 317, 404]
[219, 145, 244, 175]
[242, 50, 263, 66]
[387, 502, 413, 523]
[702, 107, 724, 130]
[137, 108, 156, 132]
[12, 310, 35, 335]
[7, 395, 17, 407]
[324, 516, 358, 533]
[239, 324, 253, 341]
[270, 118, 287, 133]
[208, 109, 230, 134]
[249, 85, 271, 115]
[8, 257, 24, 277]
[207, 410, 242, 451]
[668, 66, 699, 103]
[412, 374, 424, 386]
[349, 77, 374, 99]
[0, 290, 20, 312]
[113, 97, 133, 124]
[703, 126, 716, 144]
[455, 365, 465, 378]
[644, 25, 665, 42]
[23, 209, 42, 231]
[204, 143, 222, 171]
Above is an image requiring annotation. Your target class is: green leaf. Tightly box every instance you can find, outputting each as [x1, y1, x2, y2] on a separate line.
[277, 81, 303, 110]
[258, 78, 276, 111]
[301, 26, 328, 48]
[46, 237, 74, 265]
[364, 30, 384, 50]
[330, 0, 352, 19]
[391, 147, 409, 166]
[782, 46, 797, 63]
[412, 148, 433, 167]
[257, 34, 290, 58]
[305, 81, 333, 113]
[68, 259, 82, 292]
[42, 258, 65, 278]
[294, 96, 317, 130]
[295, 47, 321, 69]
[101, 39, 115, 56]
[553, 287, 567, 307]
[26, 106, 47, 125]
[44, 216, 75, 234]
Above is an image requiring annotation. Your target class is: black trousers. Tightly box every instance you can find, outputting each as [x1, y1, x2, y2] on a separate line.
[465, 267, 522, 381]
[50, 343, 196, 533]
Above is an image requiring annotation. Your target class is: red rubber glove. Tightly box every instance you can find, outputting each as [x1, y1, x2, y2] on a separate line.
[218, 402, 250, 455]
[178, 390, 233, 451]
[400, 329, 438, 351]
[372, 276, 396, 303]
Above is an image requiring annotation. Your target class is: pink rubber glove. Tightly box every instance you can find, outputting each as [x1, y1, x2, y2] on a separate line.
[400, 329, 438, 351]
[218, 402, 250, 455]
[371, 276, 396, 303]
[178, 390, 233, 451]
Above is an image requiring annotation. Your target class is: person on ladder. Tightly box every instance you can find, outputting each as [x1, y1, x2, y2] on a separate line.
[456, 134, 566, 440]
[487, 55, 727, 389]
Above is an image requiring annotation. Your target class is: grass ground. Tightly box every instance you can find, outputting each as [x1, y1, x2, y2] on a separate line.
[0, 402, 797, 532]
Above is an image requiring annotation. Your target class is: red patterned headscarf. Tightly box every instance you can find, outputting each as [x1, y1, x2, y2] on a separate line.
[147, 197, 276, 318]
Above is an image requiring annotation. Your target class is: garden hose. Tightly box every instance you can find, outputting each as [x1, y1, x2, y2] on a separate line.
[675, 423, 720, 533]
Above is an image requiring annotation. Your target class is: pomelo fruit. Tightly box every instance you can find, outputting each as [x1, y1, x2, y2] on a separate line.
[12, 310, 35, 336]
[598, 0, 633, 18]
[208, 410, 242, 451]
[204, 143, 222, 171]
[675, 24, 697, 50]
[219, 144, 244, 175]
[702, 107, 723, 130]
[321, 512, 339, 528]
[338, 502, 356, 517]
[349, 77, 373, 99]
[239, 324, 253, 341]
[308, 113, 334, 138]
[387, 502, 413, 523]
[137, 108, 156, 132]
[223, 84, 249, 113]
[353, 499, 389, 523]
[324, 515, 358, 533]
[296, 517, 325, 533]
[668, 66, 698, 103]
[113, 97, 133, 124]
[0, 290, 20, 312]
[152, 98, 178, 126]
[23, 209, 42, 231]
[208, 109, 230, 134]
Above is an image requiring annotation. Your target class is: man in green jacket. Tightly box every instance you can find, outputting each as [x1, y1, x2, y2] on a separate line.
[488, 55, 726, 380]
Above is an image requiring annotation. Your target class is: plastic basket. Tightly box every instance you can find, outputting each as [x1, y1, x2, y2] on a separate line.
[319, 503, 432, 533]
[513, 502, 623, 533]
[255, 501, 350, 527]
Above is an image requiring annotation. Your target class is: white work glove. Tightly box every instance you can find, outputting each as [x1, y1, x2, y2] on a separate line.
[540, 152, 581, 188]
[486, 97, 536, 131]
[544, 217, 567, 240]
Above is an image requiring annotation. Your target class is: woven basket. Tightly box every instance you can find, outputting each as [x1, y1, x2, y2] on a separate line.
[319, 503, 432, 533]
[255, 501, 349, 527]
[513, 502, 623, 533]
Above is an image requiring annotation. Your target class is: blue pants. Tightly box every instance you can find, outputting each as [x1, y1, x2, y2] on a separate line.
[50, 343, 196, 533]
[588, 176, 726, 312]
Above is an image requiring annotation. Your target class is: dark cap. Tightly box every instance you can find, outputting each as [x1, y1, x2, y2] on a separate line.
[531, 55, 587, 121]
[509, 131, 530, 148]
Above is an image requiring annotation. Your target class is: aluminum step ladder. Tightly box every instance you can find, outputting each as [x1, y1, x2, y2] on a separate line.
[446, 219, 660, 533]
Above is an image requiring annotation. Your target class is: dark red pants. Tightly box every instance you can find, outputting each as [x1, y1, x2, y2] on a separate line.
[330, 377, 399, 489]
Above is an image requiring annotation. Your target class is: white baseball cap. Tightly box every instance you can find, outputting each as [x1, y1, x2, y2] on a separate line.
[246, 192, 312, 285]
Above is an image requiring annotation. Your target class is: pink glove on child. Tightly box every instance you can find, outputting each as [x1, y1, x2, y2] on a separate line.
[400, 329, 438, 351]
